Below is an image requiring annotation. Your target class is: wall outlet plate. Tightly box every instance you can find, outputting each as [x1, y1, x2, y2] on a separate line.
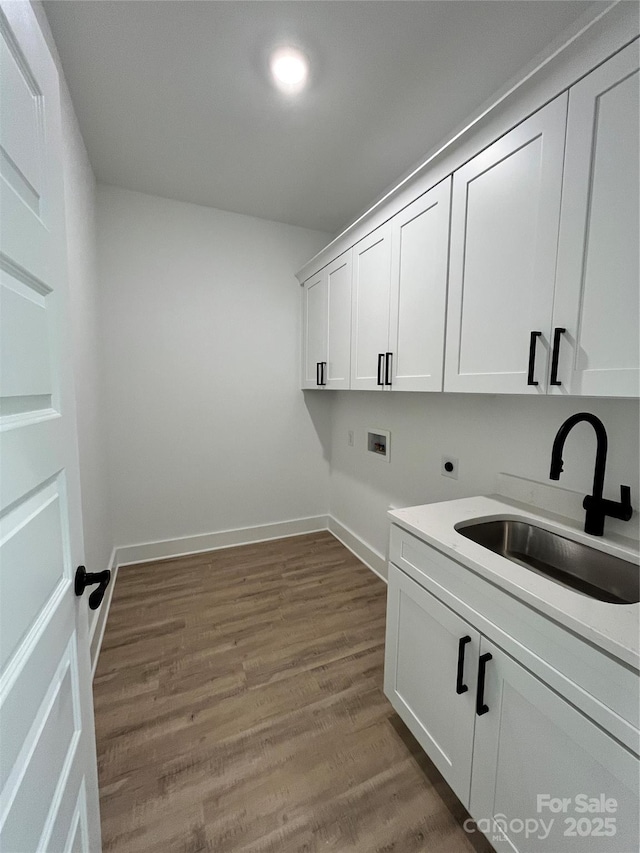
[442, 456, 459, 479]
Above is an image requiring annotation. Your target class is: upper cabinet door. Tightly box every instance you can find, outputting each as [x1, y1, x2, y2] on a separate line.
[326, 252, 352, 390]
[301, 271, 327, 389]
[551, 43, 639, 398]
[350, 223, 392, 390]
[445, 95, 567, 394]
[389, 178, 451, 392]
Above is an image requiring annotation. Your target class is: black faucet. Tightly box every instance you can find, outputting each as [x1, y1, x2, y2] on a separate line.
[549, 412, 633, 536]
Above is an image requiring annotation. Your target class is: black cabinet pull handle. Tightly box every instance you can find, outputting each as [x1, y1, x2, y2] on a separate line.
[476, 652, 492, 715]
[527, 331, 541, 386]
[456, 635, 472, 694]
[75, 565, 111, 610]
[377, 353, 385, 386]
[550, 327, 566, 386]
[321, 361, 327, 386]
[385, 352, 393, 386]
[316, 362, 321, 386]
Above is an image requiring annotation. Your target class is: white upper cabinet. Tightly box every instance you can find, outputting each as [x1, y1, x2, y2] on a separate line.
[389, 178, 451, 392]
[350, 179, 451, 392]
[350, 223, 393, 390]
[444, 95, 568, 394]
[300, 30, 639, 399]
[325, 252, 353, 389]
[551, 42, 639, 398]
[301, 251, 352, 390]
[301, 270, 327, 389]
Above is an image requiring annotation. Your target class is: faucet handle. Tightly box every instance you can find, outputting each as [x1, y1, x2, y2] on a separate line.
[620, 485, 632, 510]
[610, 485, 633, 522]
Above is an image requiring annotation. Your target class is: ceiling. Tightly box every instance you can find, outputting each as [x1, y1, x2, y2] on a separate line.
[45, 0, 606, 234]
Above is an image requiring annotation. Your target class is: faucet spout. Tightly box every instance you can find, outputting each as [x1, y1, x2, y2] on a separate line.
[549, 412, 608, 503]
[549, 413, 631, 536]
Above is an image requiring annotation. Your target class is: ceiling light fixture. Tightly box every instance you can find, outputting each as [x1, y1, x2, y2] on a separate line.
[269, 46, 309, 95]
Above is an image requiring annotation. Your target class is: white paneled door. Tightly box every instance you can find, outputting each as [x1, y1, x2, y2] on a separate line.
[0, 3, 101, 852]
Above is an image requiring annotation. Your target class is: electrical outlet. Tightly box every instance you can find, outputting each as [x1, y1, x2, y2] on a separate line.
[348, 430, 354, 447]
[442, 456, 459, 480]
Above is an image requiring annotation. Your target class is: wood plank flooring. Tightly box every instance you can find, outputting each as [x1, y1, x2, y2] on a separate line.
[94, 532, 492, 853]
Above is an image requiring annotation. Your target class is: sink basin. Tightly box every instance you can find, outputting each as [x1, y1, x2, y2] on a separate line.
[456, 519, 640, 605]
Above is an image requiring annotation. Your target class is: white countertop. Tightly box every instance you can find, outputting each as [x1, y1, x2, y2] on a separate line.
[388, 495, 640, 670]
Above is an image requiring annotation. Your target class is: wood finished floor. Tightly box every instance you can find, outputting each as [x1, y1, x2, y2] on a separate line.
[94, 532, 492, 853]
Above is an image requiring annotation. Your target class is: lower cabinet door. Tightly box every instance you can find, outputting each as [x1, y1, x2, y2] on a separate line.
[470, 638, 639, 853]
[384, 564, 479, 807]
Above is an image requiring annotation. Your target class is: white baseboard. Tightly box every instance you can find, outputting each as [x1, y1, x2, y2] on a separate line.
[90, 546, 118, 679]
[115, 515, 330, 567]
[328, 515, 388, 583]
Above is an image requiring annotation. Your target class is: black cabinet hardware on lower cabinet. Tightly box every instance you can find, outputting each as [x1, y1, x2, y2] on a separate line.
[476, 652, 492, 715]
[385, 352, 393, 386]
[456, 635, 472, 694]
[320, 362, 327, 386]
[550, 327, 566, 386]
[377, 353, 385, 386]
[527, 331, 542, 386]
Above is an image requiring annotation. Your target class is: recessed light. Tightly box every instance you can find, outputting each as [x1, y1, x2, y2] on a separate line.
[270, 46, 309, 95]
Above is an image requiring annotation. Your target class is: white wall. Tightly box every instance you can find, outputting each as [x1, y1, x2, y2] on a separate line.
[34, 5, 113, 598]
[93, 182, 640, 572]
[96, 186, 331, 550]
[329, 392, 640, 570]
[36, 0, 640, 597]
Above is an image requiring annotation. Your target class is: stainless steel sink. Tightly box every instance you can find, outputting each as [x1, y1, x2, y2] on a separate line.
[456, 519, 640, 605]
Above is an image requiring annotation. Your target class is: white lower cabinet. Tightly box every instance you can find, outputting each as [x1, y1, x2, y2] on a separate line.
[384, 562, 639, 853]
[471, 635, 639, 853]
[384, 563, 479, 805]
